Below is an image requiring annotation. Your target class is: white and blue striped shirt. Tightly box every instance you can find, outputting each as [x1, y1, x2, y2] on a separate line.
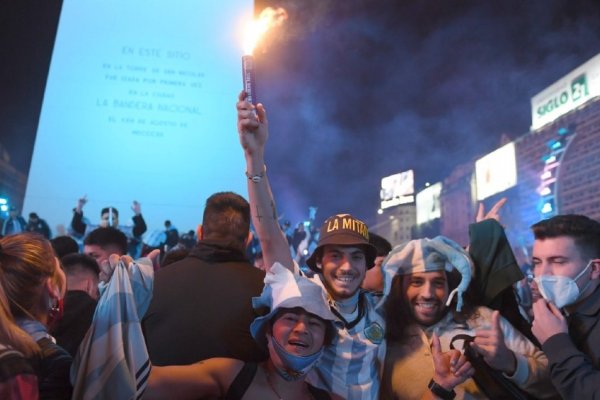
[70, 258, 154, 400]
[307, 280, 387, 400]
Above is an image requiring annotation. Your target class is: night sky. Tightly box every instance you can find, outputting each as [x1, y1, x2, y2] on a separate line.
[2, 0, 600, 227]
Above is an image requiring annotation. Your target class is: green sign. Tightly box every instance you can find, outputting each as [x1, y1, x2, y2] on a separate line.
[536, 74, 588, 117]
[571, 74, 589, 101]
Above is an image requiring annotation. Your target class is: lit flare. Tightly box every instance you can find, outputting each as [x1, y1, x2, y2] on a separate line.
[243, 7, 288, 55]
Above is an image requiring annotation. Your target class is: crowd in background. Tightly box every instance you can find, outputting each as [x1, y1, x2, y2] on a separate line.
[0, 201, 324, 273]
[0, 93, 597, 400]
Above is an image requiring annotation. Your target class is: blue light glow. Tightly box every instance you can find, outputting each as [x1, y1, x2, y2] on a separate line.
[23, 0, 252, 231]
[541, 202, 553, 214]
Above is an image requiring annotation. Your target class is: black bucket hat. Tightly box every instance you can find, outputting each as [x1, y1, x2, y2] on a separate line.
[306, 214, 377, 272]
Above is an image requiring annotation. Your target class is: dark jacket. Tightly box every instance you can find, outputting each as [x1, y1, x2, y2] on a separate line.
[18, 319, 72, 400]
[542, 285, 600, 399]
[468, 219, 536, 344]
[32, 338, 72, 400]
[27, 218, 52, 239]
[50, 290, 97, 357]
[70, 210, 147, 239]
[142, 239, 268, 365]
[0, 344, 38, 399]
[1, 216, 27, 236]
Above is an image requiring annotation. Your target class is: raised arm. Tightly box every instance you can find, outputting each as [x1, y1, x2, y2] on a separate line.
[145, 358, 242, 400]
[475, 197, 507, 224]
[71, 195, 88, 237]
[236, 92, 293, 271]
[131, 201, 147, 237]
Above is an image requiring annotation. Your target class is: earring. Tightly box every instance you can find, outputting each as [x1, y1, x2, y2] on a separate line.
[49, 298, 59, 314]
[48, 298, 64, 326]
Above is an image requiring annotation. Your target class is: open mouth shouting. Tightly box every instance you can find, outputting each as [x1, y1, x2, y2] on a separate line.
[287, 337, 311, 355]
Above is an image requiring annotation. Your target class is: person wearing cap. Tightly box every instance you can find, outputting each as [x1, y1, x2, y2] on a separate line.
[26, 212, 52, 239]
[235, 93, 474, 400]
[380, 236, 556, 399]
[145, 264, 339, 400]
[1, 206, 27, 237]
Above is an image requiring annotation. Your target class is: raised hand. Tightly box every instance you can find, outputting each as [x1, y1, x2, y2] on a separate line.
[146, 249, 161, 271]
[99, 254, 135, 284]
[76, 195, 88, 213]
[431, 333, 474, 391]
[531, 299, 567, 345]
[475, 197, 507, 223]
[472, 310, 516, 374]
[132, 200, 142, 215]
[236, 91, 268, 158]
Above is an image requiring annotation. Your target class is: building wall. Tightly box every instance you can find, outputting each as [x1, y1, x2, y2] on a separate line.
[503, 97, 600, 249]
[440, 162, 477, 246]
[434, 97, 600, 250]
[557, 100, 600, 217]
[373, 204, 416, 247]
[0, 155, 27, 211]
[412, 218, 440, 239]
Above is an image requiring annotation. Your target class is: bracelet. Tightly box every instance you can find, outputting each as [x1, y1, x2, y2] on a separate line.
[428, 379, 455, 400]
[245, 165, 266, 183]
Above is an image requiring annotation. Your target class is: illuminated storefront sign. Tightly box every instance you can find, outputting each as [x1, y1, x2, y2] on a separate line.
[531, 53, 600, 130]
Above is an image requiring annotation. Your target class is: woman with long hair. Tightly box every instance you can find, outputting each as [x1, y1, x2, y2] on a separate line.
[0, 233, 70, 399]
[0, 276, 39, 399]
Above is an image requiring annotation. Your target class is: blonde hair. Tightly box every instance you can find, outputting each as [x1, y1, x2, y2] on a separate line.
[0, 282, 38, 356]
[0, 233, 63, 356]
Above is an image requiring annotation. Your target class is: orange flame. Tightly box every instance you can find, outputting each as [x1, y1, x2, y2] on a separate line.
[243, 7, 288, 55]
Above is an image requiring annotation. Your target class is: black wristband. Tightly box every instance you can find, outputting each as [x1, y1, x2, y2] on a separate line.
[428, 379, 456, 400]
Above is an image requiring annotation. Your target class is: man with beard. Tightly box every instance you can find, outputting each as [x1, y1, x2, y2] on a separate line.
[530, 214, 600, 399]
[236, 93, 474, 400]
[380, 237, 556, 399]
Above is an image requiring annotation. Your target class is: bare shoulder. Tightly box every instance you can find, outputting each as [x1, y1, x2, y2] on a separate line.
[147, 358, 246, 400]
[209, 358, 246, 392]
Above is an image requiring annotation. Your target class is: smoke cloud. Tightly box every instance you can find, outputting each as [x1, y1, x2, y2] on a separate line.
[255, 0, 600, 224]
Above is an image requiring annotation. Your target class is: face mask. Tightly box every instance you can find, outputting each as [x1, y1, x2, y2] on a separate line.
[534, 260, 592, 308]
[269, 336, 323, 381]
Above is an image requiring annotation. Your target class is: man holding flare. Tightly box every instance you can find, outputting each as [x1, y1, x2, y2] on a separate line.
[236, 92, 475, 399]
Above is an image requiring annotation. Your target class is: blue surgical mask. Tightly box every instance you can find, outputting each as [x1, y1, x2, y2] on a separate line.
[534, 260, 593, 308]
[269, 336, 323, 381]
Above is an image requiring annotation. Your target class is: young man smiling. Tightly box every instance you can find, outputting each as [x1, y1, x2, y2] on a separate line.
[381, 237, 556, 400]
[530, 214, 600, 398]
[235, 92, 498, 399]
[236, 93, 387, 399]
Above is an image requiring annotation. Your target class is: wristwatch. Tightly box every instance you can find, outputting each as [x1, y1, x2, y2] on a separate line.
[428, 379, 456, 400]
[245, 165, 266, 183]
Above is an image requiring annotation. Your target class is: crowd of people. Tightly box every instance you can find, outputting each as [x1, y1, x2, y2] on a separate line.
[1, 194, 315, 273]
[0, 92, 597, 399]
